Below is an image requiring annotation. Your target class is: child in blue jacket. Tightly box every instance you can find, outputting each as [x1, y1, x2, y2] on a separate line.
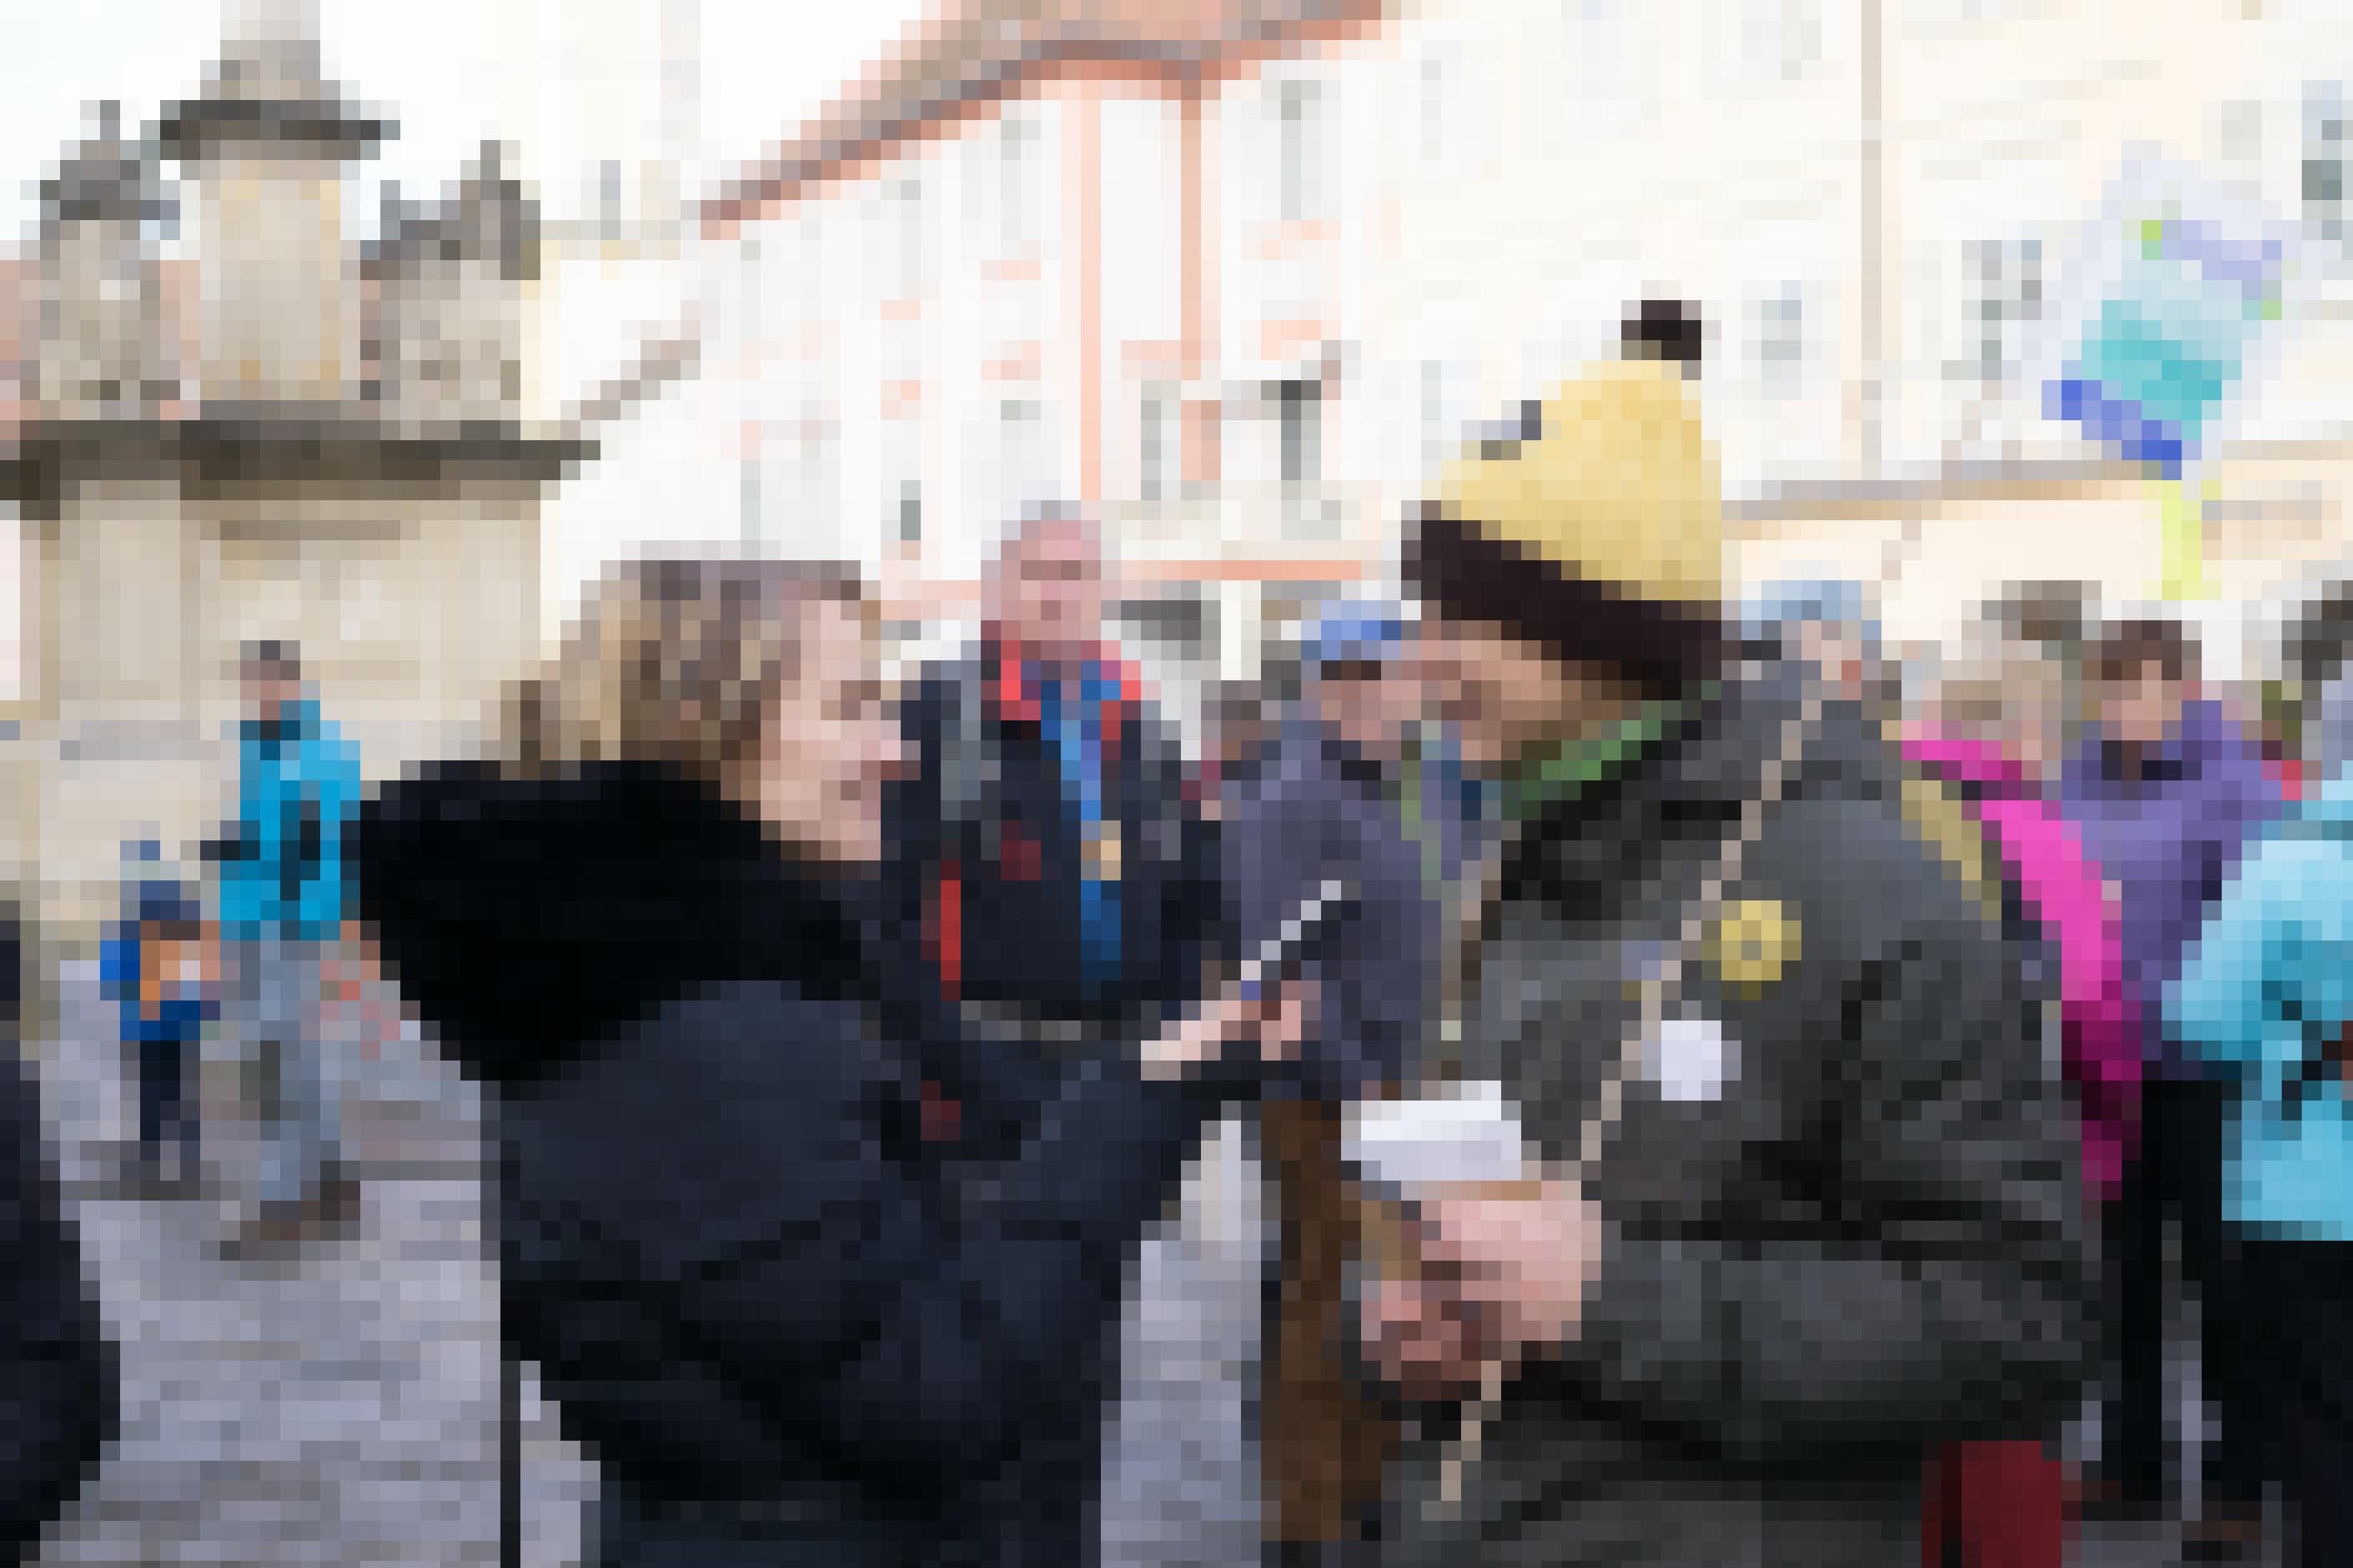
[100, 873, 215, 1192]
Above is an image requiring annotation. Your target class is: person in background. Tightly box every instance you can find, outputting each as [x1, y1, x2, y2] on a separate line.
[1905, 624, 2144, 1568]
[354, 555, 1328, 1568]
[1229, 603, 1440, 1568]
[1201, 669, 1295, 819]
[1915, 626, 2142, 1207]
[2166, 680, 2353, 1567]
[885, 507, 1218, 1047]
[2275, 579, 2353, 804]
[209, 640, 364, 1253]
[2251, 677, 2309, 804]
[99, 843, 216, 1197]
[0, 898, 120, 1560]
[2306, 608, 2353, 798]
[1104, 608, 1437, 1568]
[1988, 581, 2099, 675]
[1741, 580, 2018, 964]
[1741, 577, 1887, 712]
[2058, 616, 2278, 1551]
[1359, 348, 2091, 1567]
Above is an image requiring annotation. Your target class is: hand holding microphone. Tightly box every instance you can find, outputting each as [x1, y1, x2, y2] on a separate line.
[1140, 880, 1349, 1081]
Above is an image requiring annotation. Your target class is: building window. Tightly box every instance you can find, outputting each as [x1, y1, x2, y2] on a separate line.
[2215, 99, 2264, 169]
[1419, 42, 1459, 169]
[2307, 82, 2347, 259]
[1278, 381, 1321, 486]
[598, 160, 624, 239]
[1419, 360, 1444, 468]
[796, 403, 840, 541]
[788, 217, 822, 325]
[1278, 81, 1319, 223]
[1572, 0, 1636, 129]
[1953, 237, 2042, 389]
[889, 178, 923, 300]
[1001, 399, 1045, 519]
[1000, 114, 1039, 256]
[882, 413, 924, 545]
[1755, 283, 1807, 398]
[740, 459, 765, 550]
[1741, 0, 1821, 84]
[1420, 358, 1476, 471]
[896, 479, 924, 544]
[736, 239, 766, 347]
[1140, 383, 1178, 503]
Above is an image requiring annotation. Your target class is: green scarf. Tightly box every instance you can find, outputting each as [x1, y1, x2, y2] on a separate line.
[1502, 698, 1686, 825]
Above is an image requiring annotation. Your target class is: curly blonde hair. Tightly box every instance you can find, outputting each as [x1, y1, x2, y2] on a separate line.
[501, 556, 871, 790]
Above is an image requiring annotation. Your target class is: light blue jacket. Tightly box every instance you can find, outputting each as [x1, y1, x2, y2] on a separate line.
[2167, 768, 2353, 1241]
[216, 700, 363, 943]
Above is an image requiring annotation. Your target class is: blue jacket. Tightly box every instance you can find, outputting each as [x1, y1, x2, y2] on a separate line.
[217, 700, 363, 942]
[2167, 768, 2353, 1241]
[99, 928, 212, 1048]
[100, 884, 213, 1047]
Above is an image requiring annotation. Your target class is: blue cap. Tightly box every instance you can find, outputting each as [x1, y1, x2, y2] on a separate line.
[1303, 602, 1407, 671]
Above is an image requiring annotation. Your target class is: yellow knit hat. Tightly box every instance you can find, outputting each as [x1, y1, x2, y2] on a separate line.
[1408, 359, 1730, 692]
[1435, 359, 1725, 606]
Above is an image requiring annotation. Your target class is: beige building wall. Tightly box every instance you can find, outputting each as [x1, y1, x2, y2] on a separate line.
[194, 156, 355, 403]
[648, 0, 2350, 699]
[1359, 0, 2353, 631]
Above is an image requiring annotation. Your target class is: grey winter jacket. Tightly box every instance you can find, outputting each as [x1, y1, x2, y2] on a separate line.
[1223, 720, 1442, 1100]
[1378, 676, 2094, 1568]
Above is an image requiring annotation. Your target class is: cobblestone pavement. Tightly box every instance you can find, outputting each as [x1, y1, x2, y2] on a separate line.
[17, 956, 2287, 1568]
[1102, 1113, 1267, 1568]
[26, 958, 596, 1568]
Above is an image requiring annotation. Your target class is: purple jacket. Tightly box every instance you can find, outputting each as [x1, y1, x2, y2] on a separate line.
[2058, 700, 2279, 1074]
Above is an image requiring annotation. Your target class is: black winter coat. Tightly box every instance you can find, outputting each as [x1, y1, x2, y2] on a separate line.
[883, 643, 1220, 1041]
[0, 913, 118, 1562]
[351, 762, 1248, 1567]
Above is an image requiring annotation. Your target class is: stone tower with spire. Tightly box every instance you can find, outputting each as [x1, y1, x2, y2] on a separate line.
[2, 3, 588, 949]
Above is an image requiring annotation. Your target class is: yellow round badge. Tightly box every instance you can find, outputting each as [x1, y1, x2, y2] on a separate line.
[1709, 897, 1799, 994]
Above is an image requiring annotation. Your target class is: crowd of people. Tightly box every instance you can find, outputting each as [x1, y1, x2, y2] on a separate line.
[14, 303, 2353, 1567]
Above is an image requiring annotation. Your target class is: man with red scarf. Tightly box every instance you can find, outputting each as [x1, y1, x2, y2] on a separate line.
[885, 507, 1219, 1046]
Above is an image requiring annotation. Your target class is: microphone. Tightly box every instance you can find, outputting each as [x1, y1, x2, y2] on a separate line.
[1236, 877, 1353, 1005]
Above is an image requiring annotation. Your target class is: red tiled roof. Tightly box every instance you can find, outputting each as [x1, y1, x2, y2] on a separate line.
[699, 0, 1384, 236]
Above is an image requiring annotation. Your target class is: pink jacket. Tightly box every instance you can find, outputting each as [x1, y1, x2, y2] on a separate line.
[1905, 732, 2142, 1201]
